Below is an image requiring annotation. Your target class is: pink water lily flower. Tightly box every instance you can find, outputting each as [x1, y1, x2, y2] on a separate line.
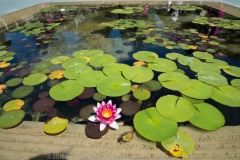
[88, 100, 122, 131]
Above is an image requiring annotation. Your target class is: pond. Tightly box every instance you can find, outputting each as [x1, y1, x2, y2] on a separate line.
[0, 2, 240, 158]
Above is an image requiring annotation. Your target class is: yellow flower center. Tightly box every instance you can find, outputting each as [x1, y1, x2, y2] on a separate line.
[101, 108, 112, 118]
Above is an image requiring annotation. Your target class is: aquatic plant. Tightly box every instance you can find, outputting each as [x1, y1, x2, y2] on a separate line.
[88, 100, 121, 131]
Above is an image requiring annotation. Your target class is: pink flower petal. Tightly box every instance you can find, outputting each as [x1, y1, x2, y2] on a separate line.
[101, 101, 106, 106]
[88, 115, 99, 122]
[109, 121, 119, 130]
[107, 100, 112, 106]
[93, 107, 98, 112]
[116, 108, 122, 114]
[100, 123, 107, 131]
[115, 114, 121, 120]
[97, 102, 101, 108]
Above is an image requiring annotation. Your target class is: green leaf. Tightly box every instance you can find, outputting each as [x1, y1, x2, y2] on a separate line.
[197, 70, 228, 86]
[148, 58, 177, 72]
[0, 109, 25, 129]
[76, 70, 106, 87]
[133, 51, 158, 62]
[23, 73, 47, 86]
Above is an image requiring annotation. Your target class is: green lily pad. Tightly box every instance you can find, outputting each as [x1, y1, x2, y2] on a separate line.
[182, 94, 205, 104]
[96, 76, 131, 97]
[6, 78, 23, 87]
[133, 51, 158, 62]
[43, 117, 68, 134]
[93, 92, 106, 101]
[180, 80, 214, 99]
[148, 58, 177, 72]
[165, 52, 184, 60]
[23, 73, 48, 86]
[197, 70, 228, 86]
[143, 80, 162, 91]
[89, 54, 116, 67]
[49, 80, 84, 101]
[210, 85, 240, 107]
[161, 129, 195, 158]
[158, 72, 192, 91]
[189, 103, 225, 130]
[63, 64, 92, 79]
[11, 85, 34, 98]
[3, 56, 14, 62]
[174, 68, 185, 74]
[193, 51, 213, 60]
[119, 101, 140, 116]
[0, 45, 6, 50]
[133, 88, 151, 100]
[189, 62, 221, 74]
[122, 66, 154, 83]
[231, 79, 240, 89]
[72, 50, 103, 59]
[50, 56, 70, 64]
[206, 59, 229, 69]
[0, 50, 7, 56]
[79, 104, 95, 120]
[34, 62, 52, 70]
[223, 66, 240, 77]
[156, 95, 195, 122]
[0, 109, 25, 129]
[62, 58, 88, 68]
[133, 107, 178, 142]
[103, 63, 129, 76]
[178, 56, 201, 66]
[76, 70, 106, 87]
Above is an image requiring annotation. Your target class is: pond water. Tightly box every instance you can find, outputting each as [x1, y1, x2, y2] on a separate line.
[0, 3, 240, 127]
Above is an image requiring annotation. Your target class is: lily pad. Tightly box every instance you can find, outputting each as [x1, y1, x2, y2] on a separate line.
[49, 80, 84, 101]
[156, 95, 195, 122]
[223, 66, 240, 77]
[85, 121, 109, 139]
[11, 85, 34, 98]
[97, 76, 131, 97]
[89, 54, 116, 67]
[158, 72, 192, 91]
[182, 94, 205, 104]
[133, 88, 151, 100]
[161, 129, 195, 158]
[165, 52, 184, 60]
[34, 62, 51, 70]
[62, 57, 88, 68]
[197, 70, 228, 86]
[189, 62, 220, 74]
[133, 107, 178, 142]
[189, 103, 225, 130]
[48, 70, 64, 80]
[93, 92, 106, 101]
[78, 87, 95, 99]
[6, 78, 23, 87]
[178, 56, 201, 66]
[33, 98, 55, 112]
[50, 56, 70, 64]
[76, 70, 106, 87]
[148, 58, 177, 72]
[3, 99, 24, 112]
[103, 63, 129, 76]
[79, 104, 95, 120]
[119, 101, 140, 116]
[72, 50, 104, 60]
[23, 73, 48, 86]
[143, 80, 162, 91]
[43, 117, 68, 134]
[193, 51, 214, 60]
[180, 80, 214, 99]
[63, 64, 92, 79]
[133, 51, 158, 62]
[122, 66, 154, 83]
[210, 85, 240, 107]
[206, 59, 229, 69]
[0, 109, 25, 129]
[231, 79, 240, 89]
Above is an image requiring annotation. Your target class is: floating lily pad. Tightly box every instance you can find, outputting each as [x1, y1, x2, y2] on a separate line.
[180, 80, 214, 99]
[63, 64, 92, 79]
[119, 101, 140, 116]
[11, 85, 34, 98]
[143, 80, 162, 91]
[34, 62, 51, 70]
[0, 84, 7, 94]
[133, 107, 178, 142]
[79, 104, 95, 120]
[49, 80, 84, 101]
[158, 72, 192, 91]
[72, 50, 104, 59]
[50, 56, 70, 64]
[133, 51, 158, 62]
[223, 66, 240, 77]
[3, 99, 24, 112]
[165, 52, 184, 60]
[0, 62, 10, 68]
[89, 54, 116, 67]
[23, 73, 47, 86]
[156, 95, 195, 122]
[161, 129, 195, 158]
[178, 56, 201, 66]
[62, 57, 88, 68]
[6, 78, 23, 87]
[189, 103, 225, 130]
[231, 79, 240, 89]
[206, 59, 229, 69]
[43, 117, 68, 134]
[103, 63, 129, 76]
[38, 91, 49, 98]
[133, 88, 151, 100]
[33, 98, 55, 112]
[210, 85, 240, 107]
[48, 70, 64, 80]
[122, 66, 154, 83]
[85, 121, 109, 139]
[0, 50, 7, 56]
[76, 70, 106, 87]
[148, 58, 177, 72]
[182, 94, 205, 104]
[46, 108, 58, 117]
[97, 76, 131, 97]
[189, 62, 220, 73]
[197, 70, 228, 86]
[0, 109, 25, 129]
[93, 92, 106, 101]
[193, 51, 213, 60]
